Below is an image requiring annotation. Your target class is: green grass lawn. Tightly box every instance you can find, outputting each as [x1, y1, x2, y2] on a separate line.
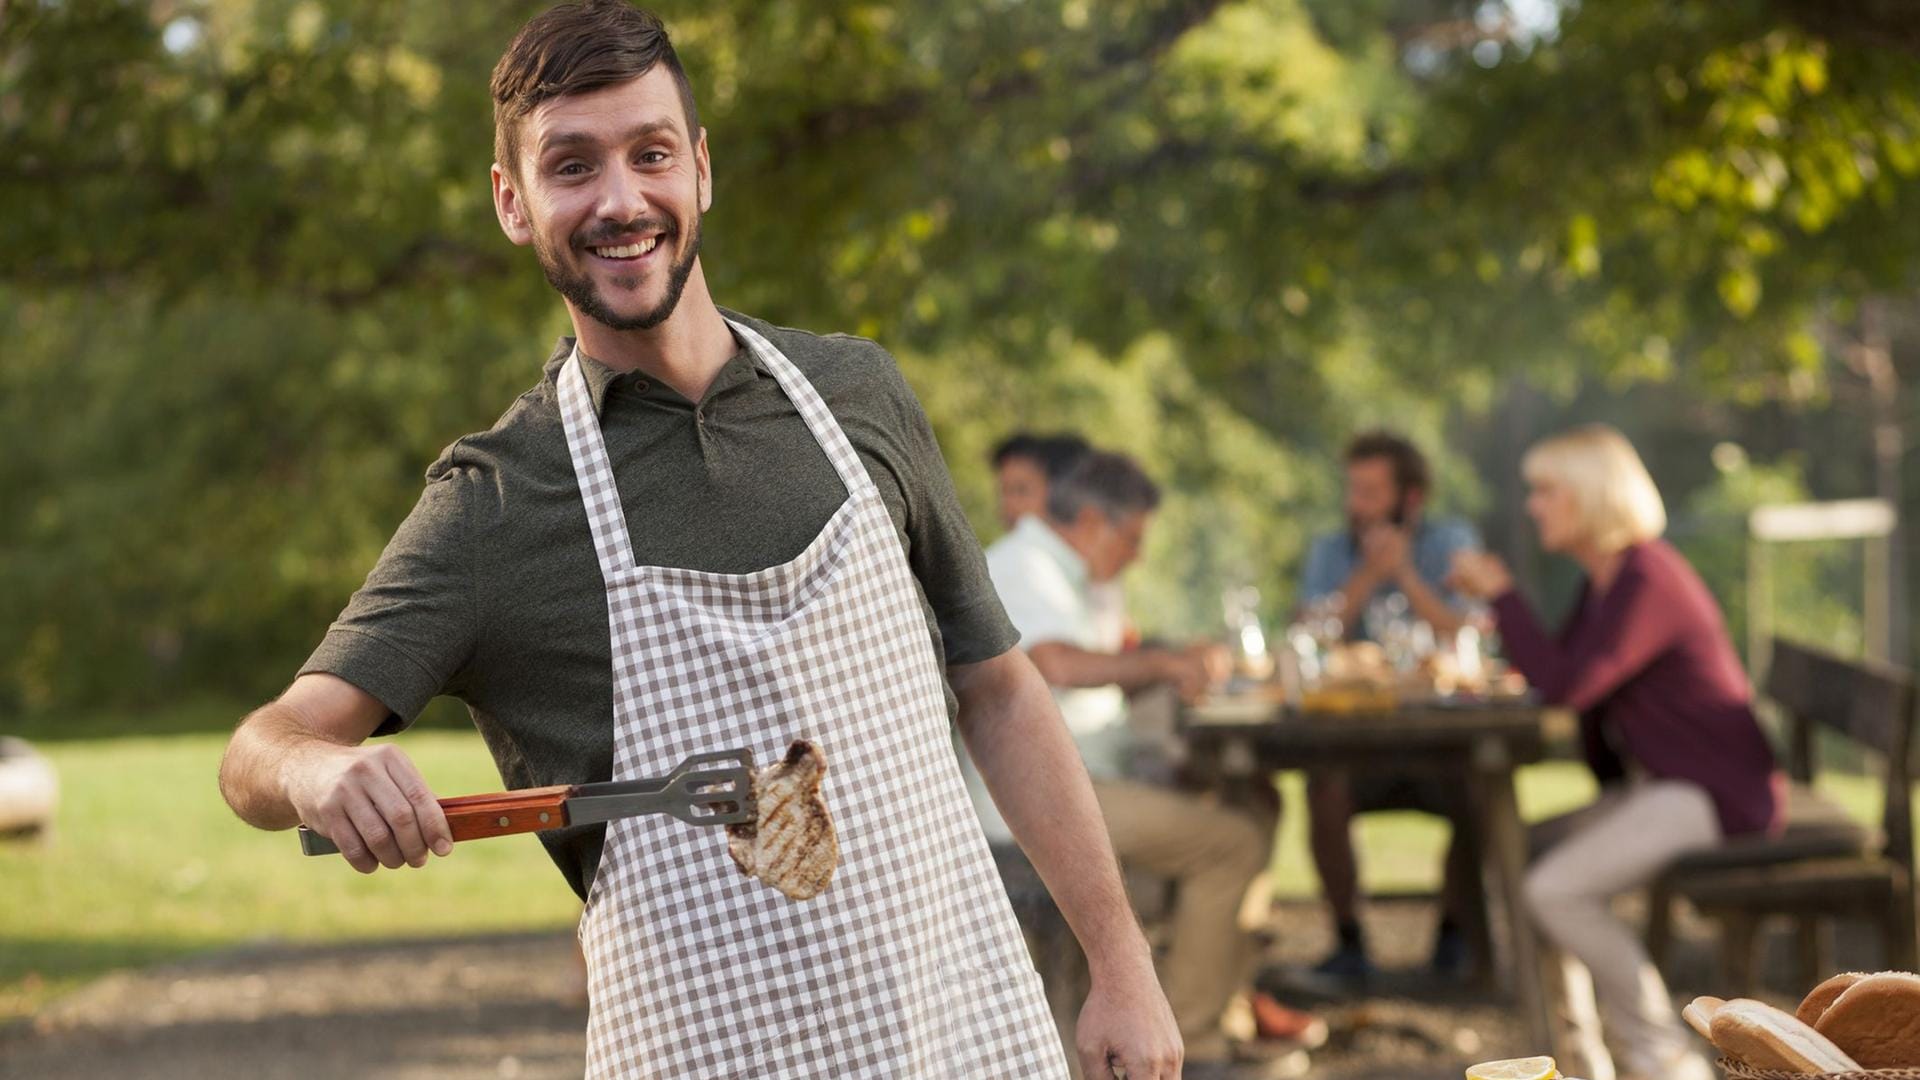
[0, 723, 1899, 1022]
[0, 730, 581, 1020]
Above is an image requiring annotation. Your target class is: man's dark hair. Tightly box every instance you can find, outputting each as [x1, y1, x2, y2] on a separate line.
[1345, 430, 1431, 497]
[491, 1, 700, 177]
[992, 432, 1091, 481]
[1047, 451, 1161, 524]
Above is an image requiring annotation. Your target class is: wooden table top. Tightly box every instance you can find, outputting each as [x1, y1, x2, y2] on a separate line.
[1180, 694, 1575, 763]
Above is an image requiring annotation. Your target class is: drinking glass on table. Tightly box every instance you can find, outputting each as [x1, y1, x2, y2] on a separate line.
[1366, 592, 1432, 672]
[1288, 592, 1346, 690]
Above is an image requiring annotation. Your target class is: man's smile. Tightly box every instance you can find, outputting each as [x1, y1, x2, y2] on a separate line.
[585, 234, 664, 264]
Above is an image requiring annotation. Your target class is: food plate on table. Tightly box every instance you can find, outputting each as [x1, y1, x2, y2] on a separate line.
[1191, 695, 1281, 725]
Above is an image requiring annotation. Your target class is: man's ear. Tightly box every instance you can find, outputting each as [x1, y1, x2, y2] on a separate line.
[492, 162, 534, 247]
[696, 126, 712, 214]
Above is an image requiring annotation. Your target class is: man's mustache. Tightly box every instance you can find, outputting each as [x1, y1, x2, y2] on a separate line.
[574, 219, 676, 249]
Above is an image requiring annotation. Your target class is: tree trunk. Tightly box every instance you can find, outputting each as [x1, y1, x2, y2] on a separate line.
[1854, 297, 1908, 663]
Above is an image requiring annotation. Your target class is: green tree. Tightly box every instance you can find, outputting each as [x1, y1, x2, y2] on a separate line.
[4, 0, 1918, 712]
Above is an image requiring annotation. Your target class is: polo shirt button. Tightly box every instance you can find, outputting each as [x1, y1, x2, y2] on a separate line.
[633, 380, 649, 392]
[695, 409, 705, 424]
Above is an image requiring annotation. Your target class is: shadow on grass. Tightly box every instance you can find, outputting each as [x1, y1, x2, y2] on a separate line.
[1, 935, 211, 983]
[0, 935, 213, 1019]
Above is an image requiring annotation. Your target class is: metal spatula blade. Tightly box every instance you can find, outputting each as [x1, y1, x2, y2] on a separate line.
[567, 749, 757, 828]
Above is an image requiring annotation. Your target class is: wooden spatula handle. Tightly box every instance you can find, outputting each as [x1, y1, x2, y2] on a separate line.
[439, 784, 575, 843]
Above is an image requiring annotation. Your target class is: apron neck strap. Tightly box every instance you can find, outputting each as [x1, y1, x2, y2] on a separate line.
[557, 349, 640, 579]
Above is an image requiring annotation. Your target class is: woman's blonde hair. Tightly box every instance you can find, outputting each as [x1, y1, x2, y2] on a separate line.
[1522, 424, 1667, 553]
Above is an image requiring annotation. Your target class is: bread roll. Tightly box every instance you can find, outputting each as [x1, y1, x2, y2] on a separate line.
[1796, 972, 1868, 1028]
[1684, 995, 1725, 1040]
[1710, 998, 1861, 1074]
[1813, 971, 1920, 1069]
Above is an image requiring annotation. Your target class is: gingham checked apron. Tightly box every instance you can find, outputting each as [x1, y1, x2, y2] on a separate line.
[559, 318, 1068, 1079]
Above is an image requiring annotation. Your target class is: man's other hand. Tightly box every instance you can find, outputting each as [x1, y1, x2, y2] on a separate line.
[1077, 958, 1183, 1079]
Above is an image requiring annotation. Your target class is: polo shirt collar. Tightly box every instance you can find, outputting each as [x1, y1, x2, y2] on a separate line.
[551, 334, 762, 418]
[1013, 514, 1090, 590]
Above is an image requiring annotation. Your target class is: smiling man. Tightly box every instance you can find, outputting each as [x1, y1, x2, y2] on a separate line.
[216, 3, 1181, 1078]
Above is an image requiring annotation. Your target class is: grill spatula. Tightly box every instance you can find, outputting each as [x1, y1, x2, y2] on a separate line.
[296, 748, 756, 857]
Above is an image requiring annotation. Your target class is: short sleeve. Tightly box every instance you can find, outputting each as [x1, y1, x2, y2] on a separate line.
[299, 461, 479, 735]
[873, 351, 1020, 666]
[1432, 519, 1481, 559]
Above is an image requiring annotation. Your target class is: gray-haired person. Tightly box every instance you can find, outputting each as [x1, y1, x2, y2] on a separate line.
[975, 451, 1323, 1073]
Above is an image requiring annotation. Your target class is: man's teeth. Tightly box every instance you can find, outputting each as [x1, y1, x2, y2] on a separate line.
[592, 237, 660, 258]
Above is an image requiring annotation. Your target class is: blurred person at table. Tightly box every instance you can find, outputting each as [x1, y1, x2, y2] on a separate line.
[1449, 424, 1780, 1080]
[1300, 431, 1480, 641]
[971, 449, 1323, 1072]
[992, 431, 1136, 652]
[1298, 431, 1482, 982]
[993, 431, 1092, 532]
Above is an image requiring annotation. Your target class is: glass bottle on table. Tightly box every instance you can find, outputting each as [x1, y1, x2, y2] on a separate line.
[1456, 602, 1506, 695]
[1220, 584, 1274, 686]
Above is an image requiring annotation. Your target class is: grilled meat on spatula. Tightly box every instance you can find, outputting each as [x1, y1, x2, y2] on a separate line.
[726, 740, 838, 901]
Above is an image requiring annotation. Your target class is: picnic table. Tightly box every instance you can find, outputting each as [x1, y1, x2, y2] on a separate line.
[1178, 694, 1577, 1056]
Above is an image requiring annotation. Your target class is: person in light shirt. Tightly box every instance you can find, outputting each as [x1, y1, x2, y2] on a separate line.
[991, 431, 1133, 651]
[972, 450, 1322, 1074]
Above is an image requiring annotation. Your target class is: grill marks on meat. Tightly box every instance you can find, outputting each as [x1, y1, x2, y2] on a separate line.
[726, 740, 837, 901]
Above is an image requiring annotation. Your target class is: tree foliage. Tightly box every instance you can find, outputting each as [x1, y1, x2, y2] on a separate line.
[4, 0, 1917, 712]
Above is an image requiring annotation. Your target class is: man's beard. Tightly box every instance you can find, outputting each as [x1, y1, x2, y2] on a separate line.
[536, 212, 702, 332]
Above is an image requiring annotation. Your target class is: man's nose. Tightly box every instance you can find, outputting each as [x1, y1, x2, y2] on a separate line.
[594, 161, 650, 226]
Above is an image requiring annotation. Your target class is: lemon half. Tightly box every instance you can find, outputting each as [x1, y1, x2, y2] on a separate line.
[1465, 1057, 1557, 1080]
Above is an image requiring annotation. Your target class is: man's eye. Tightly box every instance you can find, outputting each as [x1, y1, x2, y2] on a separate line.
[556, 162, 588, 176]
[639, 151, 668, 165]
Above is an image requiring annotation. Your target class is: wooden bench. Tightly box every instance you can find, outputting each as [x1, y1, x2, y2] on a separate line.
[1646, 638, 1917, 993]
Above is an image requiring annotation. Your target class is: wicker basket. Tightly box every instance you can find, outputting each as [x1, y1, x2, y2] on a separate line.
[1718, 1059, 1920, 1079]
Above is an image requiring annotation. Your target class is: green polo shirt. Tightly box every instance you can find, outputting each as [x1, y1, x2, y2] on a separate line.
[299, 310, 1018, 899]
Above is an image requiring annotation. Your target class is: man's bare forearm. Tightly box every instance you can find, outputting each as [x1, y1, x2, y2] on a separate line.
[221, 674, 448, 873]
[1398, 571, 1466, 637]
[1336, 566, 1383, 631]
[1027, 641, 1176, 693]
[950, 650, 1152, 977]
[220, 700, 353, 830]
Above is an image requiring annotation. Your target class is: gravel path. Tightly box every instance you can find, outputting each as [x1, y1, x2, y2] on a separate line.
[0, 898, 1881, 1078]
[3, 932, 589, 1080]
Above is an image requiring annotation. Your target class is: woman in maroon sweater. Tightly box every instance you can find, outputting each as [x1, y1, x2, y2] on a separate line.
[1451, 425, 1781, 1080]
